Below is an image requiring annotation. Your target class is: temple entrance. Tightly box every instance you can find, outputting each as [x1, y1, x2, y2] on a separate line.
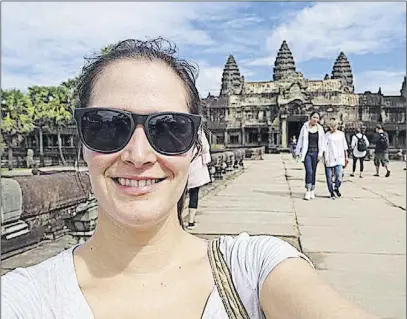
[287, 118, 306, 145]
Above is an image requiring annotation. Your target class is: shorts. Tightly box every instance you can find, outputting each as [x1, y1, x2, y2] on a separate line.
[374, 152, 389, 167]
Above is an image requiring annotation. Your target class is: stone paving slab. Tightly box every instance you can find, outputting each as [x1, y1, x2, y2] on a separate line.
[282, 153, 406, 319]
[190, 222, 296, 237]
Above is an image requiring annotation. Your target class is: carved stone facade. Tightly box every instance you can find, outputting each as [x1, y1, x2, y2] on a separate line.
[204, 41, 406, 152]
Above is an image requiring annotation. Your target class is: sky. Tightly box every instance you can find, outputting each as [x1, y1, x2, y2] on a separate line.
[2, 2, 406, 97]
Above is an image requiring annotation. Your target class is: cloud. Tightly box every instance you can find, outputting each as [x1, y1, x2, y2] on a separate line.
[194, 61, 223, 97]
[1, 2, 244, 92]
[246, 2, 406, 66]
[354, 71, 405, 96]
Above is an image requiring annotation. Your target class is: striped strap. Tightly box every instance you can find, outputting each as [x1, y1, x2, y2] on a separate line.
[208, 239, 250, 319]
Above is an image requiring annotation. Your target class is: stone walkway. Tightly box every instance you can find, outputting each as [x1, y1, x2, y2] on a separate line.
[191, 154, 405, 319]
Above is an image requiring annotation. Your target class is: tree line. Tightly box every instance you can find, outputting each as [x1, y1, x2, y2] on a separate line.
[1, 45, 117, 170]
[1, 78, 78, 169]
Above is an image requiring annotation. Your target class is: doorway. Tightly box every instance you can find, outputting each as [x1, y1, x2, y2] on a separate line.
[287, 121, 303, 145]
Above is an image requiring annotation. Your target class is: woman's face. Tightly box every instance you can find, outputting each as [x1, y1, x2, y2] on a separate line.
[83, 59, 193, 228]
[310, 113, 320, 125]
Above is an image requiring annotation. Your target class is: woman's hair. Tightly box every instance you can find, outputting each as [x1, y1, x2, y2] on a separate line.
[75, 37, 204, 228]
[309, 111, 321, 119]
[328, 118, 338, 129]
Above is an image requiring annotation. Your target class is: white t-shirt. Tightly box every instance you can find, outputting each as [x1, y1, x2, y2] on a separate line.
[324, 130, 349, 167]
[2, 234, 312, 319]
[351, 133, 369, 158]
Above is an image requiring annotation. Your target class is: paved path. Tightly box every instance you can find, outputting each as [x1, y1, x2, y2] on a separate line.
[191, 154, 406, 319]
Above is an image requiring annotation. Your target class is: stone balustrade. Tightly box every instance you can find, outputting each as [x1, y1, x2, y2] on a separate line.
[1, 171, 91, 259]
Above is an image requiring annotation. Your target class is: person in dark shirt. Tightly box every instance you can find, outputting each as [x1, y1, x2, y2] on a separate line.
[372, 124, 390, 177]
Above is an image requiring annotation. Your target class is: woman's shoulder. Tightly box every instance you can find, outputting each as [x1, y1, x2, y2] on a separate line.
[1, 246, 77, 317]
[216, 233, 313, 287]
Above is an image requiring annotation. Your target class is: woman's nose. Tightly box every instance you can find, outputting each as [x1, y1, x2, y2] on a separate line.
[120, 125, 157, 167]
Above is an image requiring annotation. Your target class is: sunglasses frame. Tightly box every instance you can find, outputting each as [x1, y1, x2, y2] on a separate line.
[74, 107, 202, 156]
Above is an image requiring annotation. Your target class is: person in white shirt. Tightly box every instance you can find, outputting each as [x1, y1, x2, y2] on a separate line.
[186, 129, 212, 229]
[350, 126, 369, 178]
[324, 119, 349, 199]
[294, 111, 325, 201]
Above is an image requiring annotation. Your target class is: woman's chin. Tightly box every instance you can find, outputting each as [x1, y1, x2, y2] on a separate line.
[106, 206, 171, 230]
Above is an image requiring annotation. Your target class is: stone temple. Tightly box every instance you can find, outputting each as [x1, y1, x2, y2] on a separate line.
[203, 41, 406, 152]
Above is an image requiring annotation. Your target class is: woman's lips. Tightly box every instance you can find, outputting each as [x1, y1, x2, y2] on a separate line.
[111, 177, 167, 196]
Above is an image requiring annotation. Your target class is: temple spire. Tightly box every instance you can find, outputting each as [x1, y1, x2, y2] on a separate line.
[220, 55, 242, 96]
[331, 51, 354, 91]
[273, 41, 296, 81]
[401, 76, 406, 99]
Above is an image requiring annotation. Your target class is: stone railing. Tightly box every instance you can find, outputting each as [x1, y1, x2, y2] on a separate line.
[1, 171, 91, 259]
[244, 146, 265, 160]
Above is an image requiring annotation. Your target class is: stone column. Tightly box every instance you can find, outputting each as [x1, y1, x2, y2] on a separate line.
[281, 115, 288, 148]
[395, 130, 400, 148]
[224, 131, 228, 146]
[257, 128, 261, 145]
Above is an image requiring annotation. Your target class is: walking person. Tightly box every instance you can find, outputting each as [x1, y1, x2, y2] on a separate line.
[186, 129, 212, 230]
[295, 111, 325, 200]
[324, 119, 349, 199]
[350, 126, 369, 178]
[289, 136, 297, 159]
[372, 124, 391, 177]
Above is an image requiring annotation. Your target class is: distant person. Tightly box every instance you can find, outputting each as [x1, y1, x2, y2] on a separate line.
[324, 119, 349, 199]
[350, 126, 369, 178]
[372, 124, 391, 177]
[289, 136, 297, 158]
[295, 111, 325, 200]
[186, 129, 212, 229]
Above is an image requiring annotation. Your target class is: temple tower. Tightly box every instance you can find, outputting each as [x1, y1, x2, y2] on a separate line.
[331, 52, 354, 91]
[401, 76, 406, 99]
[273, 41, 296, 81]
[220, 55, 242, 96]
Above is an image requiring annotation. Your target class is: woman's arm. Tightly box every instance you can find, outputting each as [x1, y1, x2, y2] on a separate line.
[260, 258, 379, 319]
[364, 135, 370, 148]
[351, 135, 356, 149]
[295, 125, 304, 156]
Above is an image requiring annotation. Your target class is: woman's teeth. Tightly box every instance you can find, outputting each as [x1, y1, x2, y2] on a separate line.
[116, 178, 163, 187]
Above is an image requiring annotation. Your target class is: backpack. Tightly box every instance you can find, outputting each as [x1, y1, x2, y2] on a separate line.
[356, 135, 367, 152]
[376, 132, 388, 152]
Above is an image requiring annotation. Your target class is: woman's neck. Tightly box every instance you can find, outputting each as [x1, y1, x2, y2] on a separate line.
[309, 122, 316, 128]
[77, 206, 191, 278]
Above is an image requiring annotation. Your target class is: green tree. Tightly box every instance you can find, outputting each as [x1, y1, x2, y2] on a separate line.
[101, 43, 116, 55]
[1, 89, 34, 170]
[28, 85, 54, 167]
[47, 85, 73, 166]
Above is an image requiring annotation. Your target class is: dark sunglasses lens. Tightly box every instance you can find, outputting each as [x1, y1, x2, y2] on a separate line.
[81, 110, 132, 152]
[148, 114, 195, 154]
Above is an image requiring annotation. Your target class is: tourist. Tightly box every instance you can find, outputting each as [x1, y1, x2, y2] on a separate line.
[350, 126, 370, 178]
[295, 111, 325, 200]
[2, 38, 377, 319]
[372, 124, 391, 177]
[289, 135, 297, 158]
[324, 119, 349, 199]
[186, 129, 212, 230]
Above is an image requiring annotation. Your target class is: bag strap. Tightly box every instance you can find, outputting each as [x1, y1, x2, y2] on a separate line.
[207, 238, 250, 319]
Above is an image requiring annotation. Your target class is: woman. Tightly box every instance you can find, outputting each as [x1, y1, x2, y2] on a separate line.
[186, 129, 212, 229]
[2, 39, 376, 319]
[295, 111, 325, 200]
[324, 119, 349, 199]
[350, 126, 369, 178]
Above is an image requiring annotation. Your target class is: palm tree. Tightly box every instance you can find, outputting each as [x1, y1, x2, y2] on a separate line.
[1, 89, 34, 170]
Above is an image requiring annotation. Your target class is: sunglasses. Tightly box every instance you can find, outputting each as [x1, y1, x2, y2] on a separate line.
[74, 107, 202, 155]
